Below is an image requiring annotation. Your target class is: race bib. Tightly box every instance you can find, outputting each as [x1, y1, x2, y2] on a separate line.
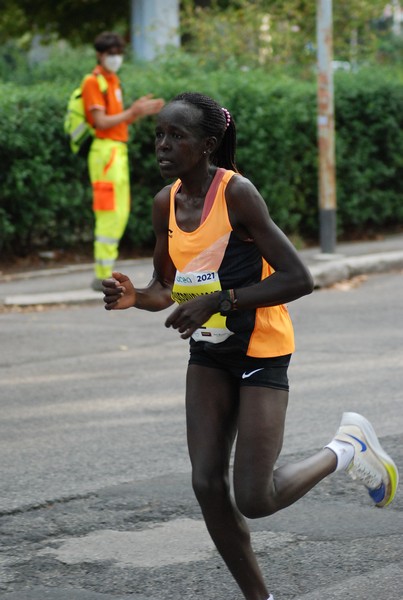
[171, 270, 234, 344]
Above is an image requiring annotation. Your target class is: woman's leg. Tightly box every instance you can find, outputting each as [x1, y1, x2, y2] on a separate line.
[186, 364, 269, 600]
[233, 386, 337, 518]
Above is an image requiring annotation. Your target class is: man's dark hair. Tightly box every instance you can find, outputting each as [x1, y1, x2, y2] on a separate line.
[94, 32, 125, 53]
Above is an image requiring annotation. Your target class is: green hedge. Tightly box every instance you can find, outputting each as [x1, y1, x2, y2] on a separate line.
[1, 55, 402, 256]
[335, 71, 403, 234]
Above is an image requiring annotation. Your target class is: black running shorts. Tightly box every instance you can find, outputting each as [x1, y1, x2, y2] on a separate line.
[188, 342, 291, 391]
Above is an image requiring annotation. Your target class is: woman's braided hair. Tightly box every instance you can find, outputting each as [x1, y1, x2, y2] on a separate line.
[171, 92, 238, 172]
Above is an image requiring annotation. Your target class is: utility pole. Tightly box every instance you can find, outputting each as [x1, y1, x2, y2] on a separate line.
[392, 0, 402, 36]
[130, 0, 180, 61]
[316, 0, 337, 254]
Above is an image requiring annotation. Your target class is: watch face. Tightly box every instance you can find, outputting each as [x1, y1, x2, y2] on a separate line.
[220, 298, 232, 315]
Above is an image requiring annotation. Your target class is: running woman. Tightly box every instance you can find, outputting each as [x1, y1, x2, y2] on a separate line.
[102, 92, 399, 600]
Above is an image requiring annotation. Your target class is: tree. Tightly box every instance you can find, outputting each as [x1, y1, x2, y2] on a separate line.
[0, 0, 396, 65]
[181, 0, 392, 67]
[0, 0, 129, 45]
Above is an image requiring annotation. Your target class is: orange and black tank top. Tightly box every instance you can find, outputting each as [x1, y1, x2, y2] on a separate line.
[168, 168, 295, 358]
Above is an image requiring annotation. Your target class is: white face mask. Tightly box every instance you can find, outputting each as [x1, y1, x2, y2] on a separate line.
[103, 54, 123, 73]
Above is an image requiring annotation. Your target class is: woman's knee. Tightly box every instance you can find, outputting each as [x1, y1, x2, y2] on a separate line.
[192, 471, 230, 506]
[234, 486, 278, 519]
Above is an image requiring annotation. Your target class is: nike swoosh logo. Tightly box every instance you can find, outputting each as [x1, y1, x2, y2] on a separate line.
[346, 433, 367, 452]
[241, 368, 264, 379]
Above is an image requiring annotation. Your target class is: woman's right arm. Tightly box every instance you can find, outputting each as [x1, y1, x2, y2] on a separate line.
[103, 187, 175, 312]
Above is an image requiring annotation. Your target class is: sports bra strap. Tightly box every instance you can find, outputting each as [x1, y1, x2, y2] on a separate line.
[200, 168, 227, 224]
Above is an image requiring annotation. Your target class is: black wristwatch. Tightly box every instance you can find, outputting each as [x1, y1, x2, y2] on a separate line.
[218, 290, 236, 316]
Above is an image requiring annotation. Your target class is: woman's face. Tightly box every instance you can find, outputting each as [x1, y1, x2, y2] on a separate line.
[155, 102, 211, 179]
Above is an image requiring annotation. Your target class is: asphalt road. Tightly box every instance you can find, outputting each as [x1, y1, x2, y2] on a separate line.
[0, 270, 402, 600]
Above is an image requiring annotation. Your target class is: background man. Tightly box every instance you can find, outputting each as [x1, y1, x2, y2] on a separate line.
[82, 31, 164, 290]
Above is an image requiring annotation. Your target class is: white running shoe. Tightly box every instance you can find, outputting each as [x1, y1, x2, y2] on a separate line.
[334, 412, 399, 507]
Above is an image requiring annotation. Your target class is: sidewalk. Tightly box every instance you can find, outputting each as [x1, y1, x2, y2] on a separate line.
[1, 233, 403, 307]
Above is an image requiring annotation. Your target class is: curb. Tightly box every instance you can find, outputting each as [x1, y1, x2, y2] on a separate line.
[1, 251, 403, 307]
[2, 289, 103, 307]
[309, 250, 403, 288]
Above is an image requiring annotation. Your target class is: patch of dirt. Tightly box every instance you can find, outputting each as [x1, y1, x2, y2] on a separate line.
[328, 274, 368, 291]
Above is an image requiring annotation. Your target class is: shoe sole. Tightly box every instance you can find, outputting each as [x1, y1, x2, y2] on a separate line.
[341, 412, 399, 507]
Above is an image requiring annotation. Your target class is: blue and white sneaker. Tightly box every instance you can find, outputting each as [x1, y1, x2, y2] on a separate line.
[334, 412, 399, 507]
